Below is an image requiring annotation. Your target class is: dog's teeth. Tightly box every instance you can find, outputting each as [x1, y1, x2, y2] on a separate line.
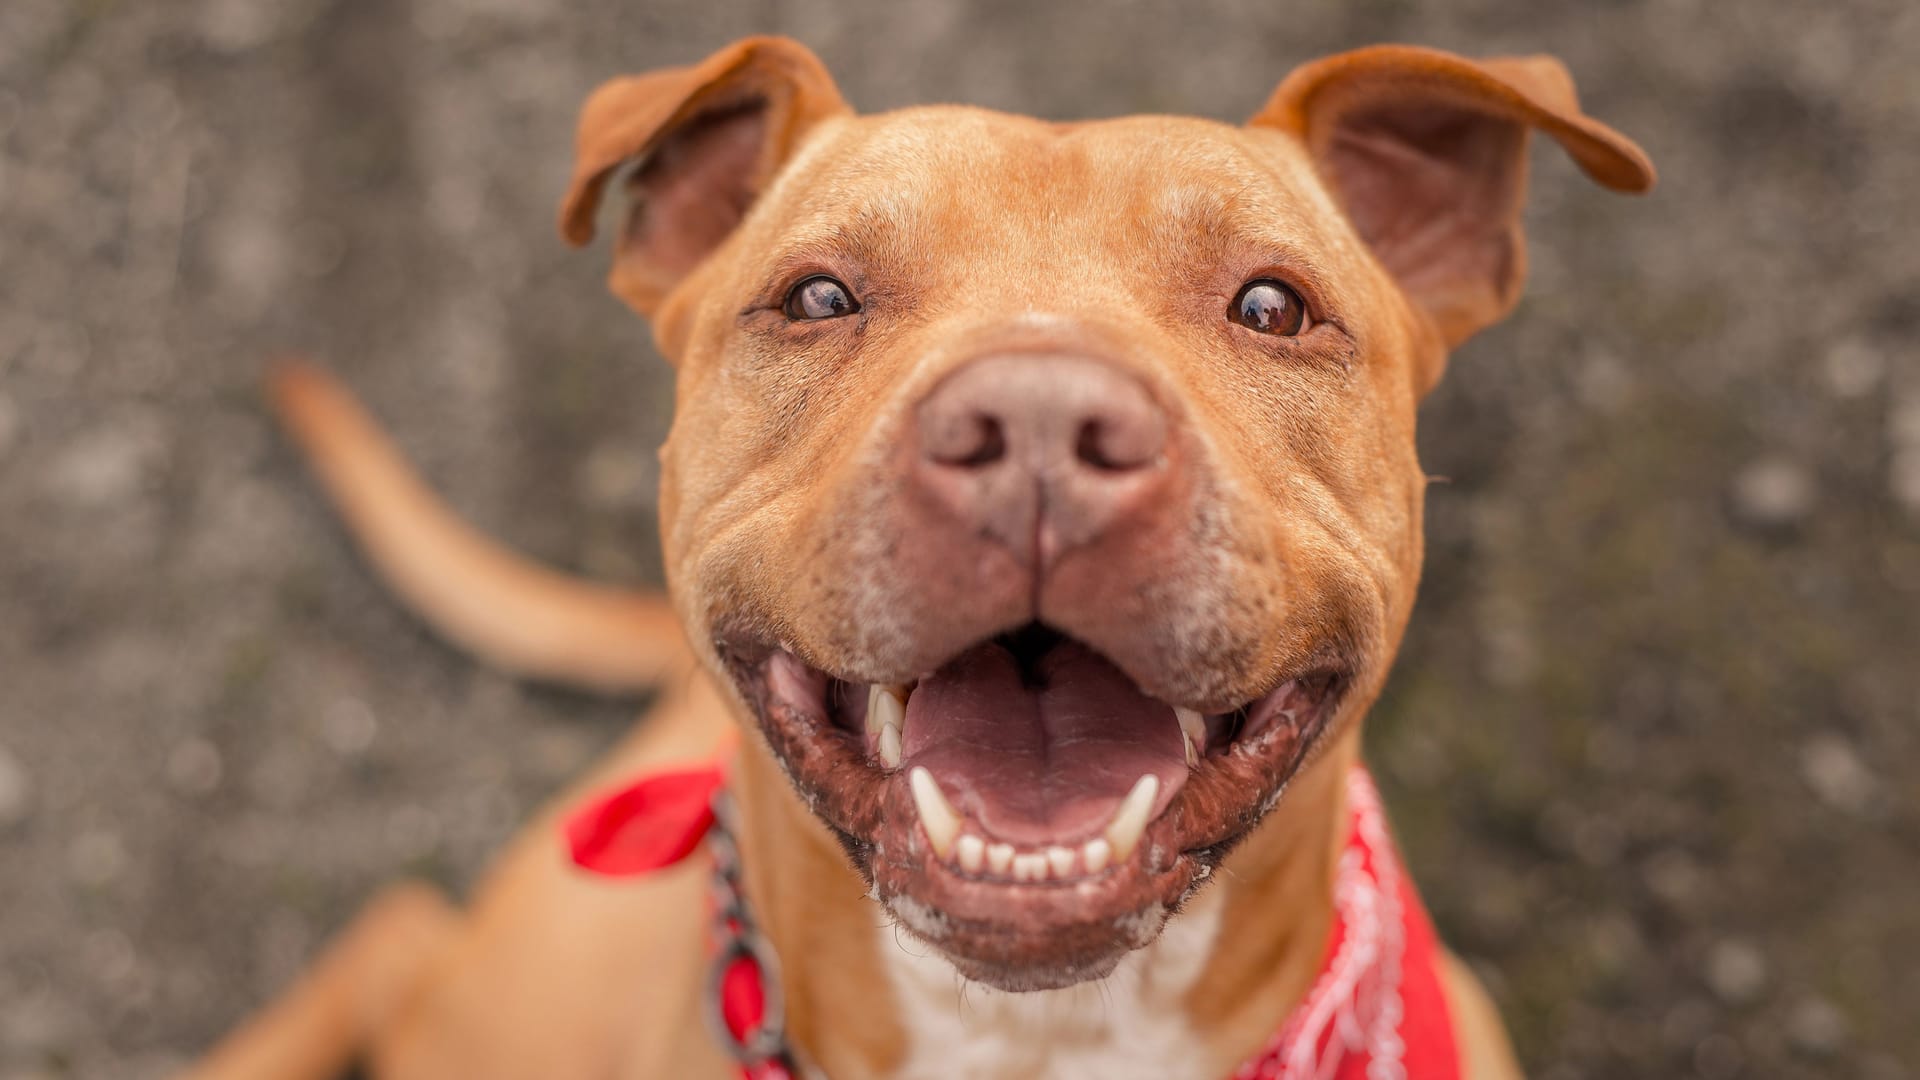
[986, 842, 1015, 875]
[1012, 853, 1049, 882]
[866, 684, 910, 731]
[908, 767, 961, 859]
[1104, 774, 1159, 862]
[957, 834, 985, 874]
[1175, 707, 1204, 765]
[1082, 837, 1112, 874]
[869, 684, 906, 768]
[1045, 845, 1076, 877]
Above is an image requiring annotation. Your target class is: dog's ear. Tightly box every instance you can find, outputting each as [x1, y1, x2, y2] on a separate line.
[559, 37, 848, 320]
[1253, 45, 1654, 371]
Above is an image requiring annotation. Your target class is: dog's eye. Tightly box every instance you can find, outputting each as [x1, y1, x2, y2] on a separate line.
[1229, 280, 1308, 336]
[784, 275, 860, 321]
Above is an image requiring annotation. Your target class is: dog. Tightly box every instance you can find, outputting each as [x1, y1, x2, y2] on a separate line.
[184, 36, 1652, 1079]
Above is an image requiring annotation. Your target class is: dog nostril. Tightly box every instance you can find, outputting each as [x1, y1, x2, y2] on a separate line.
[932, 413, 1007, 469]
[1075, 417, 1157, 472]
[1076, 420, 1119, 471]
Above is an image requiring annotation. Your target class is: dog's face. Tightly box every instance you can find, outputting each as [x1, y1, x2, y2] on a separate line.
[563, 38, 1650, 990]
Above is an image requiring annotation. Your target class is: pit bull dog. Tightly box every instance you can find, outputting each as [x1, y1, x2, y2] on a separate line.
[186, 36, 1653, 1080]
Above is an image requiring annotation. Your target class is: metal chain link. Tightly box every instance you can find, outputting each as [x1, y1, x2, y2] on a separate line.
[703, 790, 797, 1074]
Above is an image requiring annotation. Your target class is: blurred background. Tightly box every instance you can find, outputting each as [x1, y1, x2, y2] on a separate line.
[2, 0, 1915, 1077]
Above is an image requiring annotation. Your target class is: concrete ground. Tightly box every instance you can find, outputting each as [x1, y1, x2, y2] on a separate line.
[2, 0, 1915, 1076]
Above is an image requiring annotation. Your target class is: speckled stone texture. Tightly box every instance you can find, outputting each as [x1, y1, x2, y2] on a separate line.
[2, 1, 1916, 1077]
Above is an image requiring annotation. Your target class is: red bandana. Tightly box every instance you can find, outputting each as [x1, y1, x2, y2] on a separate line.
[565, 765, 1459, 1079]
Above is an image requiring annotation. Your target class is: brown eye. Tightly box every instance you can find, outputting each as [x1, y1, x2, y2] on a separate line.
[1230, 279, 1308, 336]
[784, 275, 859, 320]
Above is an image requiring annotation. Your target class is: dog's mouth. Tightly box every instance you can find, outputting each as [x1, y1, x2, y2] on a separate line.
[723, 622, 1347, 990]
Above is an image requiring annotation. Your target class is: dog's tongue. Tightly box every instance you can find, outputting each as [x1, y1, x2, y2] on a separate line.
[900, 638, 1187, 846]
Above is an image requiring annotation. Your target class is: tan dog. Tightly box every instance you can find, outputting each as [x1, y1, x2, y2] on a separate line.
[186, 37, 1652, 1080]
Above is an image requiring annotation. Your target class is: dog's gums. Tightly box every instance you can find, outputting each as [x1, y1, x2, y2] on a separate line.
[725, 623, 1347, 988]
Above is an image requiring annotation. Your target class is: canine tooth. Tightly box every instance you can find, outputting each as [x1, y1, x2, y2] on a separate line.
[869, 684, 906, 768]
[1013, 853, 1049, 882]
[867, 684, 906, 734]
[1175, 707, 1204, 765]
[1045, 846, 1077, 877]
[877, 720, 903, 769]
[986, 842, 1015, 875]
[1104, 774, 1160, 862]
[1082, 837, 1112, 874]
[908, 768, 961, 859]
[957, 834, 985, 874]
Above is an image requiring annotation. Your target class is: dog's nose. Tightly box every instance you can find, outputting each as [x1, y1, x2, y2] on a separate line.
[913, 353, 1170, 565]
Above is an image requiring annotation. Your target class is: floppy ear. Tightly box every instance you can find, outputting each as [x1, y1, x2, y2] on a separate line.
[1252, 45, 1654, 366]
[559, 36, 848, 319]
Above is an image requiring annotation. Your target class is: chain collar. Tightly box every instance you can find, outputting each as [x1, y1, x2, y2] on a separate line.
[705, 789, 804, 1078]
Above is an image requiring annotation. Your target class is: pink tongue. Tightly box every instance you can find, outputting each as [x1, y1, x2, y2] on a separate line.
[899, 638, 1187, 846]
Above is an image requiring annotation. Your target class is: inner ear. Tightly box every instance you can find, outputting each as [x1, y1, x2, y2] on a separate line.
[621, 99, 770, 288]
[1253, 46, 1655, 366]
[1325, 103, 1529, 328]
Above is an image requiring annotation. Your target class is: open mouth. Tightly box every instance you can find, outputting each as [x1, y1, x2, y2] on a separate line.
[724, 622, 1347, 989]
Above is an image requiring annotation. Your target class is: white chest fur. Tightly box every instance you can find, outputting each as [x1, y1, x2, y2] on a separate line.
[876, 893, 1224, 1080]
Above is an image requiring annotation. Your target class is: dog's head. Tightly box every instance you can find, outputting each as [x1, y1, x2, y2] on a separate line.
[562, 38, 1651, 991]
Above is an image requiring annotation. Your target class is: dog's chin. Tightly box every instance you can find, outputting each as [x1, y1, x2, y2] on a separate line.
[721, 621, 1349, 992]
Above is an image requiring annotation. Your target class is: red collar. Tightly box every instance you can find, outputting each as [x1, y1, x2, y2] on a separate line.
[565, 765, 1459, 1080]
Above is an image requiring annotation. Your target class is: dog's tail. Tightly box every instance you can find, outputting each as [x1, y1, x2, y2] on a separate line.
[268, 359, 689, 694]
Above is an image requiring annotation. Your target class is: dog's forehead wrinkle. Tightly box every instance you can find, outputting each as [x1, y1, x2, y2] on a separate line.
[774, 108, 1333, 264]
[797, 106, 1032, 201]
[764, 189, 924, 268]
